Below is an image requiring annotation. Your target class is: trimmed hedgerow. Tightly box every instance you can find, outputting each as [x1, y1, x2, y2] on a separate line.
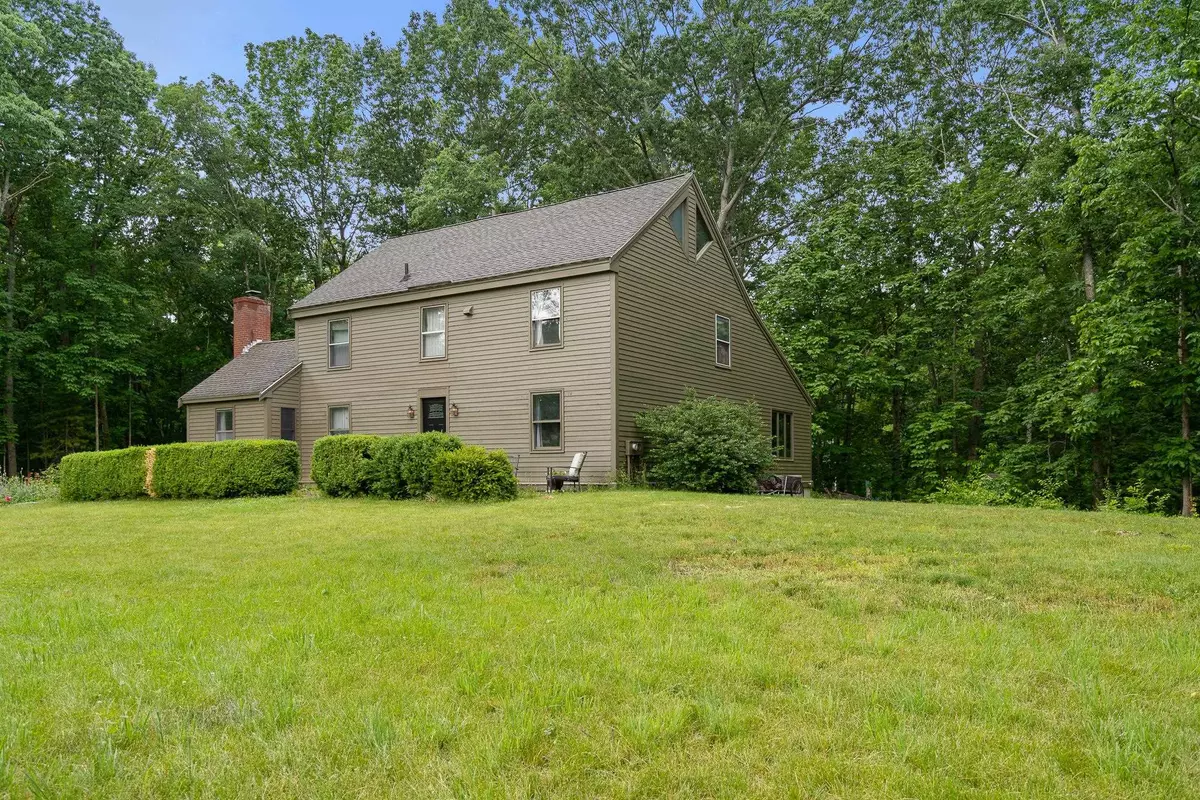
[431, 446, 518, 502]
[636, 390, 774, 494]
[368, 432, 464, 498]
[310, 435, 377, 497]
[151, 440, 299, 499]
[60, 447, 150, 501]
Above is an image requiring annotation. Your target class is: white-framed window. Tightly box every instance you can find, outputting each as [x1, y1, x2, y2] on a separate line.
[696, 209, 713, 253]
[772, 410, 793, 459]
[328, 319, 350, 368]
[669, 203, 685, 246]
[715, 314, 731, 367]
[421, 305, 446, 359]
[531, 392, 562, 450]
[329, 405, 351, 436]
[215, 408, 234, 441]
[531, 287, 562, 348]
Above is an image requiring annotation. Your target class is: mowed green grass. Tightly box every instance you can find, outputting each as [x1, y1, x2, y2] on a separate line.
[1, 493, 1198, 798]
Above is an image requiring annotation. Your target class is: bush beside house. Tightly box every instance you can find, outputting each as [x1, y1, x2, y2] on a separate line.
[152, 440, 299, 499]
[636, 391, 774, 494]
[310, 435, 377, 497]
[368, 432, 463, 498]
[313, 433, 513, 502]
[60, 447, 150, 501]
[431, 446, 519, 502]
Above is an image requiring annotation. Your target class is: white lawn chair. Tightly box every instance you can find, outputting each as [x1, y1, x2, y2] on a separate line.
[547, 452, 587, 493]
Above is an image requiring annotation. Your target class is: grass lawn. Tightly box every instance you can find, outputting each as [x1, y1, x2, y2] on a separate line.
[2, 492, 1199, 798]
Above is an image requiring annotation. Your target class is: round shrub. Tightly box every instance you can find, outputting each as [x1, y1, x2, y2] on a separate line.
[311, 435, 378, 497]
[368, 432, 463, 498]
[60, 447, 150, 501]
[431, 446, 518, 502]
[635, 390, 773, 493]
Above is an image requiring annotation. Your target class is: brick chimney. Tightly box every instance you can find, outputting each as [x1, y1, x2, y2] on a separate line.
[233, 293, 271, 358]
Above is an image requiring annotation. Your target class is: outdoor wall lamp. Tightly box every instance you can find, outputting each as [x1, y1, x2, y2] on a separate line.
[450, 403, 460, 417]
[407, 405, 416, 419]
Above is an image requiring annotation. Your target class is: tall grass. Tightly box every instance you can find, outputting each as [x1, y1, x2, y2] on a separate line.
[0, 466, 59, 504]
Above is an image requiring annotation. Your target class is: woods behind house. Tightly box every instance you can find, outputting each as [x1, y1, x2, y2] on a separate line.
[2, 0, 1197, 512]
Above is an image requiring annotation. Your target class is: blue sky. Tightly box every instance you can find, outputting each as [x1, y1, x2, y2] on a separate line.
[98, 0, 438, 83]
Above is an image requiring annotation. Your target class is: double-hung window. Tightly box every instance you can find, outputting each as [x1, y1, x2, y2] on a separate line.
[531, 288, 562, 348]
[329, 406, 351, 436]
[715, 315, 731, 367]
[531, 392, 562, 450]
[328, 319, 350, 368]
[772, 410, 793, 459]
[421, 305, 446, 359]
[215, 409, 234, 441]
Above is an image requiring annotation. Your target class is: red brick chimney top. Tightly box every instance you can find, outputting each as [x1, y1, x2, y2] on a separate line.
[233, 294, 271, 358]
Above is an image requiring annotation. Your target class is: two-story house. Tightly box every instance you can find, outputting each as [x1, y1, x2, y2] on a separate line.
[179, 175, 813, 486]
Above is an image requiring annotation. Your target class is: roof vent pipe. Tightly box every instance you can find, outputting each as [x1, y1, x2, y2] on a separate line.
[404, 262, 410, 279]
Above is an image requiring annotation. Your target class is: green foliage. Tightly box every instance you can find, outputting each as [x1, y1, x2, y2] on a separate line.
[151, 440, 299, 499]
[59, 447, 148, 501]
[367, 432, 463, 498]
[408, 143, 510, 230]
[1, 466, 60, 504]
[310, 435, 377, 497]
[4, 0, 1200, 517]
[927, 472, 1064, 510]
[431, 446, 518, 502]
[636, 391, 774, 494]
[1099, 481, 1168, 516]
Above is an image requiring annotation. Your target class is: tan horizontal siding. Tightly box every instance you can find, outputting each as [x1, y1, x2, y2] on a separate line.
[295, 272, 615, 484]
[266, 371, 301, 441]
[614, 186, 813, 479]
[185, 399, 267, 441]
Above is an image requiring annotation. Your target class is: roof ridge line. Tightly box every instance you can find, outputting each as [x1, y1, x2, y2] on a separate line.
[380, 173, 694, 243]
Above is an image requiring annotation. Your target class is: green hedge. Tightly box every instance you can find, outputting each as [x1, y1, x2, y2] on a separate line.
[310, 435, 377, 497]
[431, 446, 519, 502]
[368, 432, 463, 498]
[151, 440, 299, 499]
[60, 447, 150, 501]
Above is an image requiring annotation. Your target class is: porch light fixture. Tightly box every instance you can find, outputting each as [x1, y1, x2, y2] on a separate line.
[450, 403, 459, 417]
[407, 405, 416, 419]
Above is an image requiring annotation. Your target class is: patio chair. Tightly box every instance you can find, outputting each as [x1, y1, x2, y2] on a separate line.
[547, 452, 587, 492]
[758, 474, 784, 495]
[782, 474, 804, 495]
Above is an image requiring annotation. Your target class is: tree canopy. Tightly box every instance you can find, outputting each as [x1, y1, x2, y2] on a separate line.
[2, 0, 1197, 513]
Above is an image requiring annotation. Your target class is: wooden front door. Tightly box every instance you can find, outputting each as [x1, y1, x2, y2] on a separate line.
[421, 397, 447, 433]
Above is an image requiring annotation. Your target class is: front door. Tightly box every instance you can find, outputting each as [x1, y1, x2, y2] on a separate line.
[421, 397, 447, 433]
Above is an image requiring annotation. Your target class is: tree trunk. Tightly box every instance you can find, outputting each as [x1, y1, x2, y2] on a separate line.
[1181, 260, 1192, 517]
[968, 334, 986, 460]
[1081, 234, 1104, 506]
[94, 386, 100, 451]
[3, 210, 16, 477]
[1081, 234, 1096, 303]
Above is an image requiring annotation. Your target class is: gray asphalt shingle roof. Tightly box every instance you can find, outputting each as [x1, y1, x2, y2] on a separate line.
[179, 339, 299, 404]
[291, 175, 692, 311]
